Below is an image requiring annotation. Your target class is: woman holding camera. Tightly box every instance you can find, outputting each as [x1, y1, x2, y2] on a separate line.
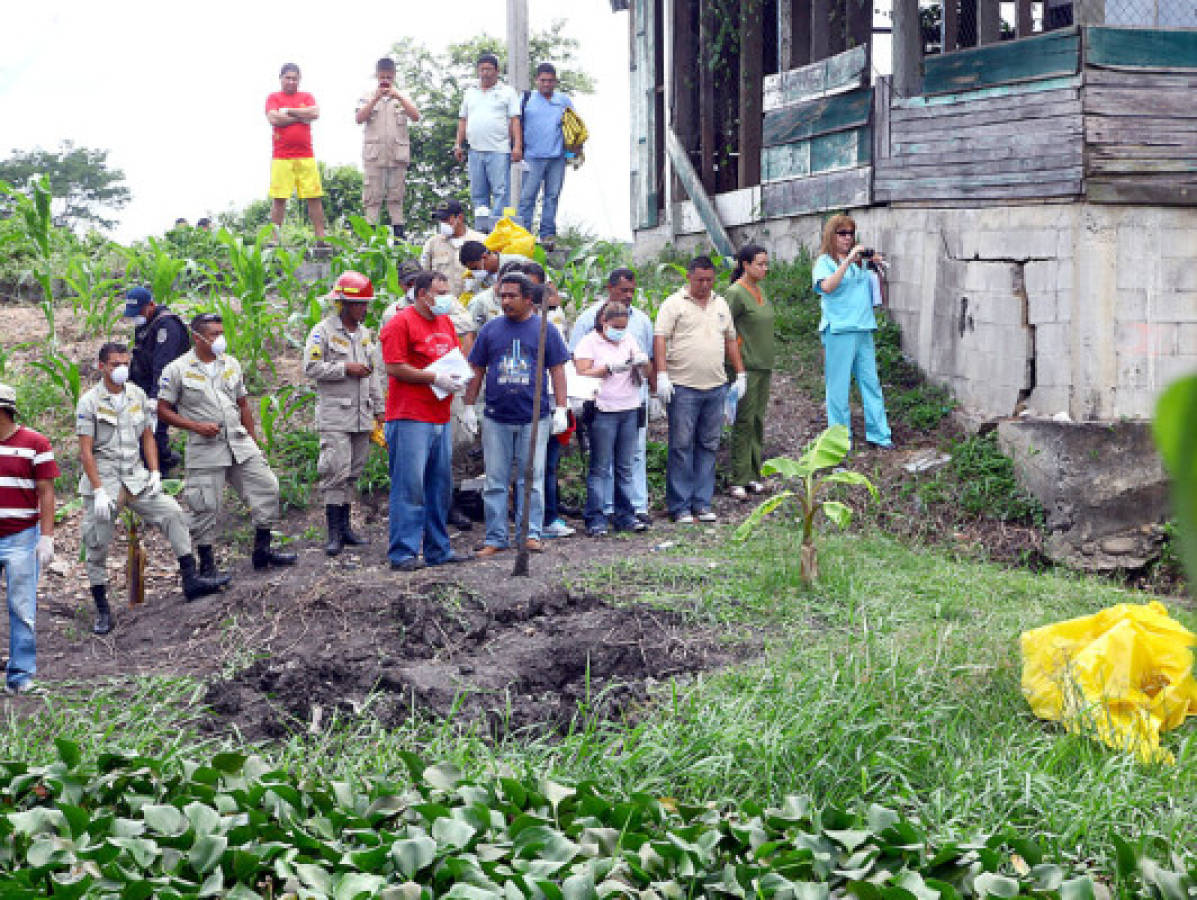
[812, 214, 892, 449]
[573, 301, 652, 536]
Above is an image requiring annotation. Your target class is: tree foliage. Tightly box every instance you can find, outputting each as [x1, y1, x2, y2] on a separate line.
[0, 141, 131, 231]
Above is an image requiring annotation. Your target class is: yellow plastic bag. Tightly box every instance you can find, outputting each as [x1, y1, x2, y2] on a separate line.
[484, 214, 536, 258]
[1020, 601, 1197, 762]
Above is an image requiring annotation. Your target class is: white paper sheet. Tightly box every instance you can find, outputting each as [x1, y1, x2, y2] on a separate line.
[426, 347, 474, 399]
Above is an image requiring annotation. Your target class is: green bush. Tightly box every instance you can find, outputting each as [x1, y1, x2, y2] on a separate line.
[946, 433, 1044, 524]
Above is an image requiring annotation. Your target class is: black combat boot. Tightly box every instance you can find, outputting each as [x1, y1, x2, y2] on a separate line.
[179, 554, 226, 601]
[339, 504, 368, 546]
[252, 527, 298, 570]
[325, 505, 345, 556]
[91, 584, 112, 635]
[196, 545, 232, 586]
[392, 223, 406, 242]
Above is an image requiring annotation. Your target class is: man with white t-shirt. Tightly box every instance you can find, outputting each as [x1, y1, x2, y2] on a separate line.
[453, 54, 522, 224]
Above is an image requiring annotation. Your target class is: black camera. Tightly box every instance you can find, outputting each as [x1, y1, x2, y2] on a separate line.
[860, 248, 875, 259]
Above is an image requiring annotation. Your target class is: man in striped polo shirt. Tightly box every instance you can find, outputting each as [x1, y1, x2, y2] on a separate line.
[0, 383, 58, 695]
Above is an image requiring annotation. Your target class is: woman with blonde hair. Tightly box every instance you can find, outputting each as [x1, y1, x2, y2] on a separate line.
[812, 214, 892, 448]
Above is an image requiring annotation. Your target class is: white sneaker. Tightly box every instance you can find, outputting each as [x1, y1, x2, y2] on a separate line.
[695, 509, 718, 522]
[729, 485, 748, 500]
[543, 518, 576, 538]
[672, 512, 695, 524]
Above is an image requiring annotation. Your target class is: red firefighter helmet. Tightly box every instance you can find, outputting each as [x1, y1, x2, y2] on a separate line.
[328, 270, 374, 301]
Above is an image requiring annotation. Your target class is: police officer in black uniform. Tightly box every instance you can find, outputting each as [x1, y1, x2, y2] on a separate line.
[123, 287, 190, 477]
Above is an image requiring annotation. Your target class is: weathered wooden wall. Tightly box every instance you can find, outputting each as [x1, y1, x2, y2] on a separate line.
[875, 29, 1085, 204]
[1083, 27, 1197, 205]
[759, 45, 873, 217]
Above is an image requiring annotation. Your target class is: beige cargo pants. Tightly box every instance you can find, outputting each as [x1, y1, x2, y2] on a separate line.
[82, 486, 192, 587]
[183, 456, 281, 545]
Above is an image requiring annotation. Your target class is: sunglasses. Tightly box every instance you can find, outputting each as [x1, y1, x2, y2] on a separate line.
[836, 230, 855, 236]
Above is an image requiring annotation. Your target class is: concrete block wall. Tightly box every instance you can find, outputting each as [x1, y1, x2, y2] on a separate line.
[632, 201, 1197, 424]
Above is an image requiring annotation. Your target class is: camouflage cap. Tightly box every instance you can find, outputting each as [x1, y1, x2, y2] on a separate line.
[0, 383, 15, 411]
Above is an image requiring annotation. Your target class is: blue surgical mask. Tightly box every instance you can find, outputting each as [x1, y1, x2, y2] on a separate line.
[605, 326, 626, 342]
[429, 293, 455, 316]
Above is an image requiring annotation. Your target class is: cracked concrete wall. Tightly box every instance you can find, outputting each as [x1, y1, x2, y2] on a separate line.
[633, 202, 1197, 424]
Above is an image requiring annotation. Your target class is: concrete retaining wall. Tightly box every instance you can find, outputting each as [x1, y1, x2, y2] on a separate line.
[634, 202, 1197, 424]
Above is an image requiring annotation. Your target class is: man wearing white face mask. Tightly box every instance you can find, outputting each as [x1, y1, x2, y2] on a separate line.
[380, 271, 473, 570]
[420, 199, 484, 299]
[157, 314, 298, 575]
[76, 343, 228, 634]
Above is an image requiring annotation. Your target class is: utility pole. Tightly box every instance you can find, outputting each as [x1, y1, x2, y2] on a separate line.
[507, 0, 529, 214]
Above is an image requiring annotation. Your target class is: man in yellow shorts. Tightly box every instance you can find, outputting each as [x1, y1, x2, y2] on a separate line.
[265, 62, 330, 255]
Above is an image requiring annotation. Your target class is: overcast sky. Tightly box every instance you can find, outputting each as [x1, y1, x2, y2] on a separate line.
[1, 1, 632, 244]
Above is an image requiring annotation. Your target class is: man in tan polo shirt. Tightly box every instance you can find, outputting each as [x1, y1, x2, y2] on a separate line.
[653, 256, 747, 524]
[356, 57, 421, 240]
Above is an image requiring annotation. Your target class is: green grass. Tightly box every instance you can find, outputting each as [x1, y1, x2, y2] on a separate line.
[6, 527, 1194, 876]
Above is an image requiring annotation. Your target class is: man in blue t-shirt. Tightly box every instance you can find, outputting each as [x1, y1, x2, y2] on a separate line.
[463, 273, 570, 555]
[516, 63, 575, 249]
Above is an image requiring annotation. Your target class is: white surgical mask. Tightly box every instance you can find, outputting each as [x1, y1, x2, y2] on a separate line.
[438, 222, 454, 237]
[210, 335, 228, 356]
[429, 293, 455, 316]
[110, 365, 129, 385]
[131, 315, 147, 327]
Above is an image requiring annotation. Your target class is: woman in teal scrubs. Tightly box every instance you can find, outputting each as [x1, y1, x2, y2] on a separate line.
[812, 214, 892, 449]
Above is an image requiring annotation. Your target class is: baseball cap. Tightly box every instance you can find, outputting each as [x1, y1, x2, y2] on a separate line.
[397, 260, 422, 285]
[123, 286, 152, 318]
[0, 383, 16, 413]
[433, 199, 464, 220]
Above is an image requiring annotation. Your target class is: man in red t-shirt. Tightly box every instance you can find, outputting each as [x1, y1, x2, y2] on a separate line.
[265, 62, 329, 252]
[380, 271, 473, 571]
[0, 383, 58, 695]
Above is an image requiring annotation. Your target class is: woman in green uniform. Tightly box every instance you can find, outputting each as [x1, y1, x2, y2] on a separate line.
[726, 244, 775, 499]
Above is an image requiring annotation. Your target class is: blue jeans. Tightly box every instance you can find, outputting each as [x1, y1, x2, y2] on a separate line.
[386, 420, 453, 565]
[822, 330, 892, 447]
[468, 150, 510, 219]
[482, 416, 549, 547]
[543, 436, 561, 525]
[595, 414, 648, 515]
[517, 156, 567, 238]
[0, 524, 39, 690]
[586, 408, 639, 531]
[666, 385, 726, 517]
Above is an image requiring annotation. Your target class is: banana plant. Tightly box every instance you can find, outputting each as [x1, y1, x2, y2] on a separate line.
[734, 424, 877, 582]
[1153, 375, 1197, 596]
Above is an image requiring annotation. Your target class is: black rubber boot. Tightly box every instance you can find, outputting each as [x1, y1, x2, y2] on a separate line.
[325, 505, 345, 556]
[91, 584, 112, 635]
[339, 504, 368, 546]
[447, 501, 473, 531]
[252, 527, 298, 570]
[196, 545, 232, 586]
[392, 223, 406, 241]
[179, 554, 226, 601]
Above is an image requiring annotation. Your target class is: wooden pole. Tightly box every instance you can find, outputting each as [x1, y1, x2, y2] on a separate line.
[778, 0, 794, 68]
[672, 0, 697, 220]
[1016, 0, 1034, 36]
[942, 0, 959, 53]
[512, 300, 549, 577]
[631, 0, 659, 229]
[738, 0, 763, 186]
[507, 0, 529, 216]
[811, 0, 832, 62]
[791, 0, 813, 66]
[977, 0, 1002, 44]
[846, 0, 872, 49]
[891, 0, 923, 98]
[698, 0, 717, 194]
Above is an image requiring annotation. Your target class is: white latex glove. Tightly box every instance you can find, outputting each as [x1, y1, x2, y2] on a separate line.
[433, 371, 467, 394]
[145, 470, 162, 496]
[36, 536, 54, 570]
[551, 407, 569, 435]
[656, 372, 674, 404]
[631, 350, 650, 367]
[730, 372, 748, 403]
[648, 396, 666, 422]
[607, 361, 632, 375]
[460, 405, 480, 437]
[92, 486, 116, 523]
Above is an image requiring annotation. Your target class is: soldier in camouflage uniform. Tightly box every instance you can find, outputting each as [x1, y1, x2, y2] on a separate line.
[77, 343, 227, 635]
[303, 271, 385, 556]
[157, 313, 298, 574]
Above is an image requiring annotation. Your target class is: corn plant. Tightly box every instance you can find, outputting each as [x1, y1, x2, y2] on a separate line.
[734, 424, 877, 582]
[0, 176, 57, 330]
[29, 348, 82, 408]
[63, 257, 123, 337]
[206, 225, 285, 385]
[122, 237, 189, 308]
[259, 384, 315, 457]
